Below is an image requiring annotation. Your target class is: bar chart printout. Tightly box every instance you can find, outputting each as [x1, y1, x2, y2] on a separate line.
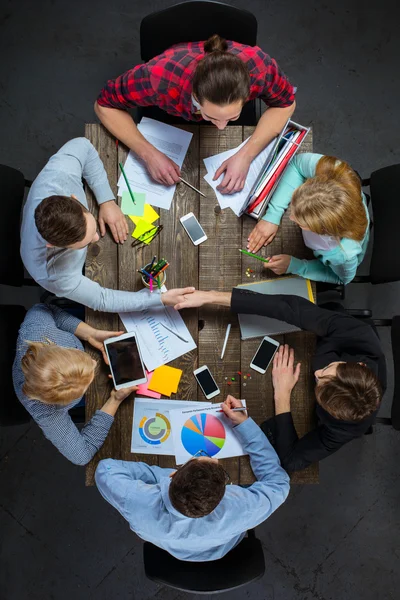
[119, 306, 197, 371]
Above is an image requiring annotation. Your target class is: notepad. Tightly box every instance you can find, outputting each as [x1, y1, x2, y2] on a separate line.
[148, 365, 183, 397]
[136, 371, 162, 399]
[237, 276, 315, 339]
[129, 204, 159, 226]
[121, 191, 146, 216]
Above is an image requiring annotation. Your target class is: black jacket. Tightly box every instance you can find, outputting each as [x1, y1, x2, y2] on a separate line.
[231, 289, 387, 471]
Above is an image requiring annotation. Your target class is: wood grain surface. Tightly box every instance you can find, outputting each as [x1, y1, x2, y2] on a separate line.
[84, 124, 318, 485]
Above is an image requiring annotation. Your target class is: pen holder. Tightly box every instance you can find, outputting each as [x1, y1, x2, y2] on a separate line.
[141, 262, 166, 289]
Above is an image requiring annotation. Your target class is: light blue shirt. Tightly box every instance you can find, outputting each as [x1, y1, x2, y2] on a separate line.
[95, 418, 290, 561]
[20, 138, 163, 312]
[262, 153, 370, 285]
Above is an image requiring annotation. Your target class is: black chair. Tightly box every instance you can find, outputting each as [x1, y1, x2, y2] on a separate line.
[0, 305, 85, 427]
[143, 529, 265, 594]
[0, 305, 31, 425]
[139, 1, 260, 126]
[0, 164, 38, 287]
[344, 310, 400, 431]
[353, 164, 400, 286]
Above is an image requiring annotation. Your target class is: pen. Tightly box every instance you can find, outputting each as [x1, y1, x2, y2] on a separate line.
[239, 249, 270, 263]
[220, 323, 231, 359]
[179, 177, 206, 197]
[158, 321, 189, 343]
[149, 255, 157, 271]
[217, 407, 248, 413]
[139, 268, 157, 282]
[149, 278, 153, 293]
[119, 161, 136, 205]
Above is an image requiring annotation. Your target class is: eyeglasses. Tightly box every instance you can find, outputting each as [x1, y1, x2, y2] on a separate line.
[131, 224, 163, 248]
[182, 449, 231, 484]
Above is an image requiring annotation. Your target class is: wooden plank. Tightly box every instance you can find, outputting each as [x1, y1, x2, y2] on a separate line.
[84, 124, 120, 486]
[157, 125, 200, 470]
[198, 126, 244, 484]
[116, 142, 161, 466]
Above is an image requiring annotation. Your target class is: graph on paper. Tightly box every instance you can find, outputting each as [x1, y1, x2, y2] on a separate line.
[120, 305, 197, 371]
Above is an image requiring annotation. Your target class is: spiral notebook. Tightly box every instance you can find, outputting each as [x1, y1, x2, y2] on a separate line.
[237, 276, 315, 339]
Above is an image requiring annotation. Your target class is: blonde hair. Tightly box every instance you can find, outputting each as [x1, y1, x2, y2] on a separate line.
[291, 156, 367, 242]
[21, 341, 96, 405]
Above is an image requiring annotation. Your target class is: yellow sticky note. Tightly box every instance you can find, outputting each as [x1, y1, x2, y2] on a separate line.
[129, 204, 159, 226]
[148, 365, 183, 397]
[132, 219, 158, 244]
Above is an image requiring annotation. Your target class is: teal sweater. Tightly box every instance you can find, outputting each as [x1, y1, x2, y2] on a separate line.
[262, 153, 370, 285]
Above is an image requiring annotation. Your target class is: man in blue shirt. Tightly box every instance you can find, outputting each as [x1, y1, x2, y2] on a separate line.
[95, 395, 290, 562]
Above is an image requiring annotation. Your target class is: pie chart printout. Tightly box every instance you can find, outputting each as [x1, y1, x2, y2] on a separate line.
[181, 413, 226, 457]
[139, 413, 171, 445]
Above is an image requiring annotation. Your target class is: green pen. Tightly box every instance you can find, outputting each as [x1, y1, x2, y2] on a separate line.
[119, 161, 136, 205]
[239, 249, 270, 263]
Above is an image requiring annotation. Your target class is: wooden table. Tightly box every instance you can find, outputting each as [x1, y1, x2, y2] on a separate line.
[84, 124, 318, 486]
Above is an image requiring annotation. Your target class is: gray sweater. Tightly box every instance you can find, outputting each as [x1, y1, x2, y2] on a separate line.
[20, 138, 162, 312]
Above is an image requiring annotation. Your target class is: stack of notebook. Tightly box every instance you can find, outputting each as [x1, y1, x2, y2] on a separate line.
[237, 276, 315, 339]
[240, 119, 310, 220]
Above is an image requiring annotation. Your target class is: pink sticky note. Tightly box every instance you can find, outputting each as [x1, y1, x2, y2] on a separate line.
[136, 371, 162, 399]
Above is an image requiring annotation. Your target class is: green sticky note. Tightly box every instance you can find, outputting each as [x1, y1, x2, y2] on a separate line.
[121, 191, 146, 217]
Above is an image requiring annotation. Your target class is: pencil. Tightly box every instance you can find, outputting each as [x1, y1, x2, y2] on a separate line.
[139, 268, 157, 282]
[119, 161, 136, 205]
[149, 278, 153, 293]
[179, 177, 206, 197]
[239, 249, 270, 263]
[220, 323, 231, 359]
[157, 276, 161, 290]
[149, 256, 157, 271]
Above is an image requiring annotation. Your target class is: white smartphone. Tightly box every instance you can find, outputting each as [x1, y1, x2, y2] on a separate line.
[250, 336, 280, 374]
[194, 365, 220, 400]
[180, 212, 207, 245]
[104, 332, 147, 390]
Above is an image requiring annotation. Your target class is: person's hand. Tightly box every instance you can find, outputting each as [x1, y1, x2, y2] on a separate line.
[87, 329, 124, 365]
[144, 147, 181, 186]
[174, 290, 212, 310]
[161, 287, 196, 309]
[265, 254, 292, 275]
[109, 385, 139, 403]
[214, 151, 252, 195]
[220, 395, 248, 426]
[247, 221, 279, 253]
[98, 201, 129, 244]
[272, 344, 301, 414]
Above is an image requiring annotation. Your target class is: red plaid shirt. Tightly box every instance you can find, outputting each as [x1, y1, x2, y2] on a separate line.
[97, 41, 295, 121]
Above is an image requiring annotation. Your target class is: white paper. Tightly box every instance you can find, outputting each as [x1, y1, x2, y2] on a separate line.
[203, 137, 277, 216]
[169, 403, 247, 465]
[119, 304, 197, 372]
[117, 117, 193, 210]
[131, 398, 212, 455]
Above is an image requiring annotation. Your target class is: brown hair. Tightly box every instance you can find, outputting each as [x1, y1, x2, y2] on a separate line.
[22, 341, 96, 405]
[35, 195, 88, 247]
[291, 156, 367, 241]
[192, 34, 250, 106]
[169, 459, 226, 518]
[316, 362, 382, 421]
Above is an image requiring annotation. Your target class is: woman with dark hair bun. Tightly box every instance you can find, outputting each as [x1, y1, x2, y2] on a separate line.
[95, 34, 296, 194]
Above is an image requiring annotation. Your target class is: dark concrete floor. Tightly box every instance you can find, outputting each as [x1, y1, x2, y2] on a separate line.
[1, 1, 400, 599]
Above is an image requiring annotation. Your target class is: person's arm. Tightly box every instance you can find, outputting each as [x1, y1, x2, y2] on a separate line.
[287, 255, 355, 285]
[95, 459, 174, 519]
[52, 138, 114, 206]
[247, 153, 323, 253]
[271, 413, 347, 471]
[46, 266, 195, 313]
[221, 398, 289, 527]
[95, 65, 180, 186]
[174, 289, 382, 355]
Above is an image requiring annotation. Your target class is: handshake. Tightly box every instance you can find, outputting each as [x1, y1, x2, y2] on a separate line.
[161, 288, 225, 311]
